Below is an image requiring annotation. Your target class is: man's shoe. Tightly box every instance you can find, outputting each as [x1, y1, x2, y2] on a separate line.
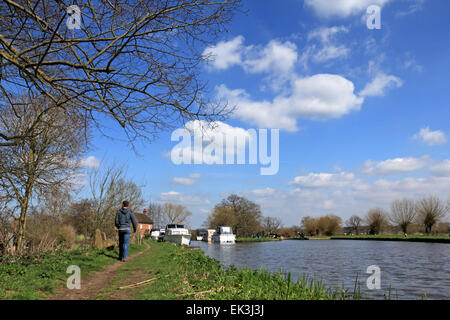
[122, 258, 127, 262]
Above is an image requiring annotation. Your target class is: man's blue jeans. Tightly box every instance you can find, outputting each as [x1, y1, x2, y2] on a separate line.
[118, 229, 131, 260]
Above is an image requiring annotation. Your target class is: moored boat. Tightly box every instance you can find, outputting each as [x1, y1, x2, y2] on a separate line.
[164, 224, 191, 246]
[150, 228, 161, 241]
[212, 226, 236, 244]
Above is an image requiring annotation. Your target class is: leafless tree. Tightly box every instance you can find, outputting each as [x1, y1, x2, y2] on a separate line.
[0, 95, 87, 252]
[415, 196, 448, 234]
[345, 215, 362, 235]
[0, 0, 241, 147]
[161, 202, 191, 226]
[262, 216, 282, 235]
[390, 199, 416, 234]
[147, 202, 165, 229]
[88, 164, 145, 237]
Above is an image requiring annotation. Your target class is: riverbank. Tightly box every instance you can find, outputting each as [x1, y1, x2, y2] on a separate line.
[0, 243, 148, 299]
[94, 240, 358, 300]
[330, 235, 450, 243]
[1, 240, 357, 300]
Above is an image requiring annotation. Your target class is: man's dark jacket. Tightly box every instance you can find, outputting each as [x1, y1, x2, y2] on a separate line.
[115, 207, 137, 232]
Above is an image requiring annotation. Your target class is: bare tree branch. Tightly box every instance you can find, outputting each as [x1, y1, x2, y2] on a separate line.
[0, 0, 241, 146]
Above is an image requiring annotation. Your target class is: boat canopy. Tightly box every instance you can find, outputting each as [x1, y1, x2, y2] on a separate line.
[217, 226, 233, 234]
[166, 224, 185, 229]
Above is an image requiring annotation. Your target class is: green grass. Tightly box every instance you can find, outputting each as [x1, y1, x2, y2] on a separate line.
[0, 242, 147, 300]
[97, 240, 360, 300]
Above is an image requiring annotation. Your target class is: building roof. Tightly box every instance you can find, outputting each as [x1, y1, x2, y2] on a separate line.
[134, 213, 153, 225]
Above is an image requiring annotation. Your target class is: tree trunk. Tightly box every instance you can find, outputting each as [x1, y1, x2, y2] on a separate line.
[15, 201, 29, 253]
[15, 182, 33, 254]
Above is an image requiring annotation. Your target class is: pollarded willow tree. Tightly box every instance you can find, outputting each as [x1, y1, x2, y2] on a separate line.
[0, 0, 241, 147]
[390, 199, 416, 234]
[415, 196, 448, 234]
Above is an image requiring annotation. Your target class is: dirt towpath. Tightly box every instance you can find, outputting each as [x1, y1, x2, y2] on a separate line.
[51, 242, 150, 300]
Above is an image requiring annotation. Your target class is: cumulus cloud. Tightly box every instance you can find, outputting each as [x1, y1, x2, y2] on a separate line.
[304, 0, 390, 18]
[203, 36, 245, 70]
[203, 36, 298, 75]
[171, 120, 253, 164]
[359, 73, 403, 97]
[359, 156, 430, 176]
[218, 74, 364, 131]
[246, 167, 450, 225]
[413, 127, 447, 146]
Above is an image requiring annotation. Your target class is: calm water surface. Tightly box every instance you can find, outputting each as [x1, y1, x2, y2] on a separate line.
[193, 239, 450, 300]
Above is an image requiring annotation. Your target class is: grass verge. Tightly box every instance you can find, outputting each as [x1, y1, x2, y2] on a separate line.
[97, 240, 360, 300]
[0, 242, 147, 300]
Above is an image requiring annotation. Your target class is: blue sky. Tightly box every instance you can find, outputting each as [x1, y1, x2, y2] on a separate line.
[81, 0, 450, 228]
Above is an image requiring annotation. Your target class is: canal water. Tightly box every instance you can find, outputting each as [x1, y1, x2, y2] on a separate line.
[192, 239, 450, 300]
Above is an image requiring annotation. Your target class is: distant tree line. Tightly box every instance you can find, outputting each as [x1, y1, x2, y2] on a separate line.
[203, 195, 449, 238]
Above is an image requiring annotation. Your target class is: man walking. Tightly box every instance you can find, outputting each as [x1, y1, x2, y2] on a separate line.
[115, 201, 137, 262]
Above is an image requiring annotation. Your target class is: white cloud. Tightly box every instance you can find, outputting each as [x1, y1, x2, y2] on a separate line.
[308, 26, 349, 43]
[301, 26, 350, 67]
[171, 120, 253, 164]
[359, 73, 403, 97]
[305, 0, 390, 18]
[313, 45, 350, 63]
[243, 40, 298, 74]
[79, 155, 101, 169]
[171, 173, 201, 186]
[203, 36, 244, 70]
[218, 74, 364, 131]
[430, 160, 450, 177]
[360, 156, 430, 176]
[203, 36, 298, 75]
[158, 191, 211, 206]
[413, 127, 447, 146]
[289, 172, 357, 188]
[251, 187, 276, 196]
[323, 200, 336, 210]
[244, 171, 450, 226]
